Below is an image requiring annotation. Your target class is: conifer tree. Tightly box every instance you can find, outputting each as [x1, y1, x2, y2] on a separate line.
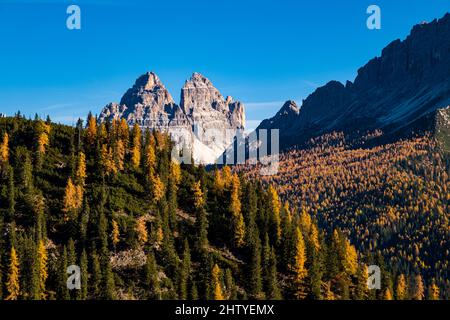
[214, 168, 224, 190]
[111, 219, 120, 250]
[101, 253, 116, 300]
[308, 239, 323, 300]
[224, 269, 237, 300]
[267, 185, 281, 243]
[229, 174, 245, 248]
[78, 249, 88, 300]
[190, 283, 199, 300]
[36, 240, 48, 300]
[6, 247, 20, 300]
[91, 247, 102, 299]
[427, 282, 440, 300]
[7, 165, 16, 219]
[57, 247, 69, 300]
[266, 246, 282, 300]
[150, 174, 165, 203]
[63, 178, 83, 220]
[145, 250, 160, 300]
[384, 288, 393, 300]
[36, 120, 51, 156]
[114, 139, 125, 171]
[247, 234, 263, 299]
[395, 274, 408, 300]
[193, 181, 208, 251]
[0, 132, 9, 166]
[131, 124, 142, 168]
[290, 226, 307, 299]
[76, 152, 87, 186]
[178, 240, 191, 300]
[136, 216, 148, 245]
[354, 265, 368, 300]
[86, 113, 97, 145]
[343, 238, 358, 276]
[411, 274, 424, 300]
[119, 119, 129, 145]
[222, 166, 232, 187]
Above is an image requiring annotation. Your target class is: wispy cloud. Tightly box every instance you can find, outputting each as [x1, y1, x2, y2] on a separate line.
[39, 102, 77, 111]
[245, 101, 284, 109]
[244, 119, 263, 133]
[51, 114, 86, 125]
[302, 80, 319, 88]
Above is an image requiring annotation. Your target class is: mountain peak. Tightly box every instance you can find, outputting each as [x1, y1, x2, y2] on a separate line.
[277, 100, 300, 116]
[100, 72, 245, 164]
[184, 72, 215, 89]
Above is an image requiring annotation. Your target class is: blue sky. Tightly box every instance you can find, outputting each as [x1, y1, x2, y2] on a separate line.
[0, 0, 449, 130]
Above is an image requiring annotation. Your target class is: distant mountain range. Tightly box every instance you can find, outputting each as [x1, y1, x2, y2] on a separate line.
[259, 13, 450, 150]
[99, 13, 450, 162]
[99, 72, 244, 164]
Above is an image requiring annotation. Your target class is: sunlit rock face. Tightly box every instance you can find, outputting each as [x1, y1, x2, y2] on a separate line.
[99, 72, 245, 164]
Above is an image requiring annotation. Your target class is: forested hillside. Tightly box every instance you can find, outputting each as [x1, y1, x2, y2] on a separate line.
[238, 131, 449, 299]
[0, 114, 433, 301]
[0, 115, 445, 300]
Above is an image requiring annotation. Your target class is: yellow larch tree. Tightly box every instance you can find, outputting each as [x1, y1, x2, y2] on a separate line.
[192, 181, 205, 209]
[86, 114, 97, 144]
[222, 166, 232, 187]
[6, 247, 20, 300]
[396, 274, 408, 300]
[0, 132, 9, 165]
[37, 240, 48, 300]
[76, 152, 87, 186]
[151, 174, 165, 203]
[384, 288, 393, 300]
[136, 217, 148, 244]
[119, 119, 129, 144]
[268, 185, 281, 242]
[309, 223, 320, 251]
[214, 169, 224, 190]
[101, 144, 117, 175]
[212, 264, 224, 300]
[37, 121, 51, 155]
[144, 141, 156, 178]
[111, 219, 120, 248]
[116, 139, 126, 171]
[98, 123, 107, 141]
[131, 124, 142, 168]
[427, 283, 440, 300]
[291, 226, 307, 299]
[230, 174, 245, 248]
[300, 209, 312, 234]
[63, 178, 83, 220]
[170, 161, 182, 187]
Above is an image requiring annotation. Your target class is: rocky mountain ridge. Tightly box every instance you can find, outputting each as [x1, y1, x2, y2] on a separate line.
[258, 13, 450, 150]
[99, 72, 245, 164]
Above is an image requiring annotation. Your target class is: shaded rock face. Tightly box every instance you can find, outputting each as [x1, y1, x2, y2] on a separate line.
[99, 72, 245, 164]
[258, 13, 450, 150]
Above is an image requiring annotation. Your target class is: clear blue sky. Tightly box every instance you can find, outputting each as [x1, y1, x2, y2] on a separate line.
[0, 0, 449, 130]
